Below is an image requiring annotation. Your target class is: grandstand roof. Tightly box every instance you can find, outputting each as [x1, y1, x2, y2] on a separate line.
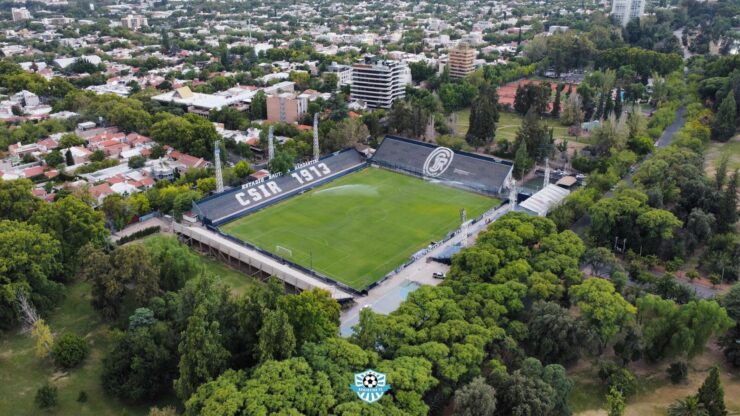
[372, 135, 513, 195]
[517, 184, 570, 217]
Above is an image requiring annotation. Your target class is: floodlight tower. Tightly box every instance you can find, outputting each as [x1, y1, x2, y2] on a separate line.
[268, 125, 275, 162]
[313, 112, 320, 161]
[543, 157, 551, 188]
[509, 181, 518, 212]
[214, 140, 224, 193]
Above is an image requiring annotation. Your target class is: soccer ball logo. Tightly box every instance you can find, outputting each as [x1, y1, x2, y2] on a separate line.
[363, 373, 379, 388]
[351, 369, 391, 403]
[423, 147, 454, 178]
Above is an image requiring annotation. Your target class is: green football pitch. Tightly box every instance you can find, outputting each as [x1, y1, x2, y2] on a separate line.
[220, 168, 499, 290]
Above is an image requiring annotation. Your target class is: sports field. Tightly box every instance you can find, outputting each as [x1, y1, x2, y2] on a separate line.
[221, 168, 498, 290]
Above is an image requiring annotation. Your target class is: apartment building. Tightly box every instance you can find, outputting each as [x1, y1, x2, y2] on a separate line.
[611, 0, 645, 27]
[11, 7, 32, 22]
[326, 62, 353, 86]
[266, 93, 307, 124]
[121, 14, 148, 30]
[448, 43, 476, 79]
[350, 56, 410, 109]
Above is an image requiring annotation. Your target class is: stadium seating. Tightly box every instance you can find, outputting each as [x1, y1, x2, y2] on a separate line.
[371, 135, 513, 196]
[195, 148, 366, 225]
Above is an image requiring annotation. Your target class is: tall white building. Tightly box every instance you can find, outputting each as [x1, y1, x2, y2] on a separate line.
[351, 56, 410, 109]
[611, 0, 645, 27]
[11, 7, 32, 22]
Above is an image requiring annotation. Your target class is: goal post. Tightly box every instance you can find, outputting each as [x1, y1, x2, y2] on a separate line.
[276, 245, 293, 258]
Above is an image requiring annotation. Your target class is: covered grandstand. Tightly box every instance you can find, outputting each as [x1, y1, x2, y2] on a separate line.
[371, 135, 514, 196]
[194, 148, 366, 225]
[517, 184, 570, 216]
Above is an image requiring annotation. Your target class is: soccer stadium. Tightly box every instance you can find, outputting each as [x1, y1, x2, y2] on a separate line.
[194, 136, 514, 292]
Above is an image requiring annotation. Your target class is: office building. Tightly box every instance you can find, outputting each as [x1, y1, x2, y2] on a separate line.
[611, 0, 645, 27]
[350, 56, 410, 109]
[448, 43, 476, 79]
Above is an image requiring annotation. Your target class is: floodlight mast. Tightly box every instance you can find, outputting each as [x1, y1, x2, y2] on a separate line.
[214, 140, 224, 193]
[313, 113, 320, 161]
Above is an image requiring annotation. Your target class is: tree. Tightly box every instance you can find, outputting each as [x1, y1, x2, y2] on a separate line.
[44, 150, 64, 167]
[145, 236, 200, 292]
[453, 376, 496, 416]
[324, 118, 370, 152]
[696, 367, 727, 416]
[513, 136, 531, 180]
[637, 296, 733, 362]
[606, 386, 625, 416]
[51, 333, 89, 368]
[268, 149, 295, 174]
[569, 279, 636, 347]
[552, 84, 562, 117]
[102, 322, 178, 402]
[279, 289, 340, 349]
[31, 319, 54, 359]
[711, 93, 736, 142]
[128, 155, 147, 169]
[466, 85, 500, 148]
[31, 196, 107, 277]
[527, 301, 591, 365]
[35, 383, 57, 409]
[717, 170, 738, 233]
[0, 179, 40, 221]
[257, 309, 296, 361]
[102, 194, 130, 231]
[185, 359, 335, 416]
[65, 149, 74, 166]
[668, 396, 709, 416]
[174, 304, 230, 400]
[514, 82, 551, 115]
[515, 108, 550, 163]
[0, 221, 62, 329]
[250, 91, 267, 120]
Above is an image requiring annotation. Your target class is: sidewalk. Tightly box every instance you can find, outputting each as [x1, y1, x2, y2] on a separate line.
[111, 216, 171, 242]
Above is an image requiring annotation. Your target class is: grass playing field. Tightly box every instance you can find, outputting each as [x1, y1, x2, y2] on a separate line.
[220, 168, 499, 290]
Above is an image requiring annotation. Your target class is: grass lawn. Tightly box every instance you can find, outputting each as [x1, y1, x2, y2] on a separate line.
[704, 135, 740, 176]
[0, 237, 255, 416]
[221, 168, 498, 290]
[0, 283, 156, 416]
[452, 108, 583, 144]
[569, 346, 740, 416]
[141, 235, 257, 296]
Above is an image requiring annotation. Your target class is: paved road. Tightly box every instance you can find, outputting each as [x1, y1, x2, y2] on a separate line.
[339, 205, 511, 335]
[570, 106, 687, 236]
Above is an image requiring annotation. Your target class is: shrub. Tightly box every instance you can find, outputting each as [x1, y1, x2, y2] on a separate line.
[668, 361, 688, 384]
[77, 391, 88, 403]
[599, 361, 638, 397]
[687, 270, 699, 281]
[35, 383, 57, 409]
[52, 333, 89, 369]
[116, 226, 160, 245]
